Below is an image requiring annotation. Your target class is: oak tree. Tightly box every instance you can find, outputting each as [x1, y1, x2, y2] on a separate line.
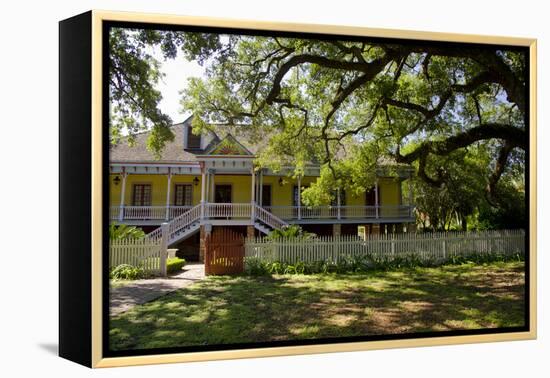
[110, 29, 527, 217]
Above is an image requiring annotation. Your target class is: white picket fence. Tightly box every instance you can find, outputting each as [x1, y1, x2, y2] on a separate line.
[245, 229, 525, 264]
[109, 238, 164, 275]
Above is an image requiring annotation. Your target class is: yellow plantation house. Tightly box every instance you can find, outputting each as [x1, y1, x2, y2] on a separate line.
[110, 117, 415, 261]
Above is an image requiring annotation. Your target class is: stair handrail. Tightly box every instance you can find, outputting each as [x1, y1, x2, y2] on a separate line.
[168, 203, 202, 238]
[145, 226, 163, 243]
[254, 204, 287, 230]
[145, 203, 202, 243]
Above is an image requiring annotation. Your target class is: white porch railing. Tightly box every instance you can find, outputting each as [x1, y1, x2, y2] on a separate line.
[111, 204, 415, 222]
[254, 204, 287, 230]
[110, 205, 193, 221]
[263, 205, 414, 220]
[168, 204, 202, 239]
[169, 206, 194, 219]
[145, 205, 201, 244]
[121, 206, 166, 220]
[205, 203, 252, 218]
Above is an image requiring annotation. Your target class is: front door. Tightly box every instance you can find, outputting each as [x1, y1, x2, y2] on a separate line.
[215, 185, 232, 218]
[365, 186, 379, 217]
[261, 185, 272, 207]
[215, 185, 232, 203]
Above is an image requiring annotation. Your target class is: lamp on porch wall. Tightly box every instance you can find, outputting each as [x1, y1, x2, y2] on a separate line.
[113, 176, 121, 185]
[278, 177, 284, 186]
[193, 177, 199, 186]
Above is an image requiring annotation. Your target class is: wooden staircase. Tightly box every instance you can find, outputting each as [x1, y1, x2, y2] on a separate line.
[253, 204, 288, 235]
[145, 203, 287, 244]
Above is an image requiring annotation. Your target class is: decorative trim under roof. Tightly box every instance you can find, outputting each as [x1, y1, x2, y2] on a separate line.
[204, 134, 253, 156]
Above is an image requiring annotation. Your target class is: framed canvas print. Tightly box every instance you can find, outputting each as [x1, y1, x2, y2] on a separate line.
[59, 10, 537, 368]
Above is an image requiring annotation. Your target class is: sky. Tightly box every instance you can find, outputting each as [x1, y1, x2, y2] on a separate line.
[152, 47, 206, 124]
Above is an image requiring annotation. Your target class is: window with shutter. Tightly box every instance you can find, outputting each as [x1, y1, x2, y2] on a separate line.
[174, 184, 193, 206]
[186, 126, 201, 149]
[132, 184, 152, 206]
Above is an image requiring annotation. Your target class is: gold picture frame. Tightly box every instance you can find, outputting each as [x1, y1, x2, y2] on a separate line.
[59, 9, 537, 368]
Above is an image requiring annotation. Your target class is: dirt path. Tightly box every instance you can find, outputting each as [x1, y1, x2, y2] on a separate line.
[109, 263, 205, 316]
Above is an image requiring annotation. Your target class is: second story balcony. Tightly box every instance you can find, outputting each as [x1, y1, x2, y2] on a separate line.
[110, 203, 415, 225]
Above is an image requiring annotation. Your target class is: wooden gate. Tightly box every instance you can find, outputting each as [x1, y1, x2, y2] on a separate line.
[204, 228, 245, 275]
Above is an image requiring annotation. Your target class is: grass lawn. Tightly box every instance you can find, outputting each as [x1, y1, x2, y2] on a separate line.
[109, 261, 525, 351]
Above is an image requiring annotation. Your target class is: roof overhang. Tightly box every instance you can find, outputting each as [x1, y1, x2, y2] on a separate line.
[199, 156, 255, 173]
[110, 161, 201, 175]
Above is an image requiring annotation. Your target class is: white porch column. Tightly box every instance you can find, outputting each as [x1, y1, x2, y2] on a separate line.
[254, 169, 259, 204]
[118, 171, 128, 221]
[210, 170, 215, 202]
[297, 175, 302, 220]
[337, 187, 341, 220]
[205, 170, 210, 203]
[200, 166, 206, 220]
[165, 169, 172, 220]
[375, 178, 379, 219]
[251, 168, 256, 204]
[259, 169, 263, 207]
[251, 167, 256, 222]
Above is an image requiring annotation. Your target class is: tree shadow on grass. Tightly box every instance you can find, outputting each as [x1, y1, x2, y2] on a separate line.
[108, 263, 525, 351]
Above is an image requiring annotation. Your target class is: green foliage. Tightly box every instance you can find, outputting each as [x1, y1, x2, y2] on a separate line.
[110, 264, 145, 280]
[109, 224, 146, 240]
[177, 35, 525, 184]
[448, 252, 524, 265]
[301, 146, 380, 206]
[413, 147, 491, 231]
[477, 181, 526, 230]
[245, 251, 524, 276]
[266, 224, 315, 240]
[412, 144, 525, 231]
[167, 257, 186, 274]
[109, 28, 181, 157]
[109, 27, 526, 228]
[110, 261, 524, 350]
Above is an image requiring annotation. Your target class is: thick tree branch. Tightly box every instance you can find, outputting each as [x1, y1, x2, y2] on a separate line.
[486, 142, 514, 205]
[417, 151, 444, 186]
[422, 53, 431, 79]
[384, 71, 495, 121]
[329, 100, 383, 141]
[265, 53, 394, 105]
[395, 123, 526, 165]
[408, 46, 525, 113]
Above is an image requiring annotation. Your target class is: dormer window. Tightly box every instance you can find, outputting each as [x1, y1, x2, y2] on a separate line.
[186, 125, 201, 149]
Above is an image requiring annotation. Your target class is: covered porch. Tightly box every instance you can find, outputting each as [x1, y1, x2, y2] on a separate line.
[110, 203, 415, 224]
[109, 157, 415, 226]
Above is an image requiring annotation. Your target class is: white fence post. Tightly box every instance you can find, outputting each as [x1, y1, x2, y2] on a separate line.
[243, 229, 525, 264]
[160, 223, 169, 277]
[109, 238, 164, 276]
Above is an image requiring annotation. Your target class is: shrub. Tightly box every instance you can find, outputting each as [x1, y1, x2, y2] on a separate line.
[448, 251, 524, 265]
[244, 258, 270, 276]
[110, 264, 145, 280]
[167, 257, 186, 274]
[244, 251, 524, 276]
[267, 225, 315, 240]
[109, 224, 146, 240]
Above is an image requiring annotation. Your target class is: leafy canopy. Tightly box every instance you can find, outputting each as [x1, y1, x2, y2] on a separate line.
[109, 28, 527, 217]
